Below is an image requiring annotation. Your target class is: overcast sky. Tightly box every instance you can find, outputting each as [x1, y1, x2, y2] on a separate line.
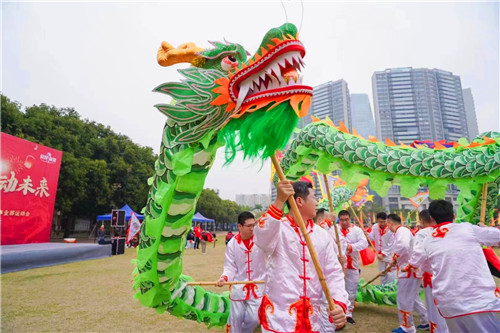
[3, 1, 499, 201]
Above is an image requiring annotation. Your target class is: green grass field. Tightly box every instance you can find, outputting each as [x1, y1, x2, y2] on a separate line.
[2, 240, 499, 332]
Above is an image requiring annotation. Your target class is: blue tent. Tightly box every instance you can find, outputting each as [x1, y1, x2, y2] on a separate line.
[192, 212, 214, 223]
[97, 204, 144, 221]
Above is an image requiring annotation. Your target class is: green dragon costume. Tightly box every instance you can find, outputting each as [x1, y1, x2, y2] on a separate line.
[134, 23, 500, 326]
[134, 23, 313, 327]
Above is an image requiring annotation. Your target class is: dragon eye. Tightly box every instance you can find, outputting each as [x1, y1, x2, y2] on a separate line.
[221, 55, 238, 71]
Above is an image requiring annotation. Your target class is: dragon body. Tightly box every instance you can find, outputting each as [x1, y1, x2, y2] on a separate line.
[134, 24, 313, 326]
[135, 23, 500, 326]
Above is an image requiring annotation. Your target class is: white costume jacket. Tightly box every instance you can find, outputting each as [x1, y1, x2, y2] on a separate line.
[340, 225, 368, 270]
[320, 220, 347, 257]
[254, 205, 349, 333]
[391, 226, 419, 279]
[369, 223, 394, 263]
[412, 222, 500, 318]
[221, 233, 267, 301]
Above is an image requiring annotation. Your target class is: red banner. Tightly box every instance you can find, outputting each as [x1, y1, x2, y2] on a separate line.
[1, 133, 63, 245]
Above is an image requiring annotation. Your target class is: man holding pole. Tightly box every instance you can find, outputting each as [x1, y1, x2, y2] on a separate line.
[216, 211, 266, 333]
[338, 210, 368, 324]
[386, 214, 428, 333]
[369, 212, 396, 284]
[411, 200, 500, 333]
[407, 209, 448, 333]
[315, 209, 346, 258]
[255, 181, 348, 332]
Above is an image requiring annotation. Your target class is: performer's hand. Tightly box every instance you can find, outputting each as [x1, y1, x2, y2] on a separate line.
[328, 305, 346, 327]
[216, 277, 226, 287]
[385, 261, 396, 273]
[274, 181, 294, 211]
[326, 211, 336, 221]
[377, 253, 385, 261]
[338, 255, 346, 267]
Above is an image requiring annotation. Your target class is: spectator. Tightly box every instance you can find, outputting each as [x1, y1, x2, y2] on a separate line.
[225, 231, 234, 245]
[194, 224, 203, 249]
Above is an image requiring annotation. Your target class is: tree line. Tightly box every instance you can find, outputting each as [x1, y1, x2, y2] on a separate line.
[1, 95, 247, 235]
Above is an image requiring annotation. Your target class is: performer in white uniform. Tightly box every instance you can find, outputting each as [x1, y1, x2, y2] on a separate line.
[216, 211, 267, 333]
[315, 209, 347, 258]
[315, 209, 348, 332]
[369, 212, 396, 284]
[338, 210, 368, 324]
[408, 210, 448, 333]
[412, 200, 500, 333]
[386, 214, 428, 333]
[254, 181, 348, 332]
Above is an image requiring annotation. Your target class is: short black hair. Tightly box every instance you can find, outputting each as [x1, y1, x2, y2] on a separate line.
[376, 212, 387, 220]
[238, 211, 255, 226]
[419, 209, 431, 223]
[387, 213, 401, 224]
[338, 210, 350, 218]
[429, 200, 454, 223]
[316, 208, 327, 216]
[286, 181, 314, 209]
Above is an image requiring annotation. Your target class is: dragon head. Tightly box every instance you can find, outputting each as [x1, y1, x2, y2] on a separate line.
[154, 23, 312, 162]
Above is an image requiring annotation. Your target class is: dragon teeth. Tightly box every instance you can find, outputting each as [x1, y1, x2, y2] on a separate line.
[235, 50, 305, 100]
[236, 81, 251, 110]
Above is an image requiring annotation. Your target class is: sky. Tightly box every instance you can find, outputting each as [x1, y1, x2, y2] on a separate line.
[3, 1, 499, 201]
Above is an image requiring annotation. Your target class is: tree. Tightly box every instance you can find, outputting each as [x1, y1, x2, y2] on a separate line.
[1, 95, 157, 235]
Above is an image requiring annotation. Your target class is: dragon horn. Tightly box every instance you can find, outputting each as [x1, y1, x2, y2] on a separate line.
[157, 42, 204, 67]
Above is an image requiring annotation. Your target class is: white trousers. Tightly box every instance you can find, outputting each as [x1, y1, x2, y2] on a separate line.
[396, 277, 428, 333]
[378, 260, 396, 285]
[445, 312, 500, 333]
[423, 286, 448, 333]
[345, 268, 359, 317]
[227, 297, 261, 333]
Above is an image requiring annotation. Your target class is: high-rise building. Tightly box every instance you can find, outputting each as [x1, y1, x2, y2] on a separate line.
[462, 88, 479, 140]
[373, 67, 469, 143]
[372, 67, 469, 211]
[300, 79, 351, 129]
[350, 93, 376, 138]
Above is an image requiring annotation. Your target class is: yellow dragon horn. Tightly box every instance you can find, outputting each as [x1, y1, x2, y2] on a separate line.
[157, 42, 204, 67]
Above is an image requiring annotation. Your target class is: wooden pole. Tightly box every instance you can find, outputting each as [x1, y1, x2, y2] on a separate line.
[479, 183, 489, 225]
[187, 280, 265, 286]
[322, 174, 344, 260]
[361, 263, 394, 288]
[271, 154, 335, 312]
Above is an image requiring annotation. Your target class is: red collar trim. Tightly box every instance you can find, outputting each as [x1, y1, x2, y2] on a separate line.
[235, 233, 254, 249]
[341, 226, 350, 237]
[432, 222, 452, 229]
[286, 215, 313, 230]
[235, 233, 242, 244]
[394, 225, 402, 233]
[379, 225, 387, 235]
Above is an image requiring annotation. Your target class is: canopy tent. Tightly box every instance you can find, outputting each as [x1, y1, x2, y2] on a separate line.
[97, 204, 144, 221]
[192, 212, 214, 223]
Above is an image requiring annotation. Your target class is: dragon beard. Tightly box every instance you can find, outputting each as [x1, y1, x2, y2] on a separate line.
[218, 102, 298, 164]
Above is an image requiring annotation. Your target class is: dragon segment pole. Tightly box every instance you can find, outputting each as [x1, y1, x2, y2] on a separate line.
[271, 154, 336, 312]
[322, 174, 344, 264]
[187, 281, 265, 286]
[480, 183, 489, 225]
